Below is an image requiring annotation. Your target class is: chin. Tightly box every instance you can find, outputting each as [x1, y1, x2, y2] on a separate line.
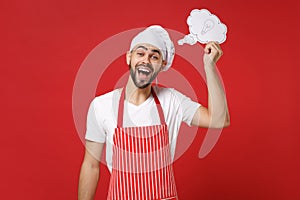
[137, 84, 151, 89]
[134, 81, 151, 89]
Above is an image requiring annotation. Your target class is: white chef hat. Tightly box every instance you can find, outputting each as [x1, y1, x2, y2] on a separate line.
[130, 25, 175, 71]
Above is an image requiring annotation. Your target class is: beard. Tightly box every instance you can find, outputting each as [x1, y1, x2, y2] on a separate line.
[129, 63, 159, 89]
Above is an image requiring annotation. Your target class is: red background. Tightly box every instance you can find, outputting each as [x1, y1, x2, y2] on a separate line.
[1, 0, 300, 199]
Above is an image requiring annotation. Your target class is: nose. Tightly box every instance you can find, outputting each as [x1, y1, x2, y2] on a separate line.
[141, 54, 151, 64]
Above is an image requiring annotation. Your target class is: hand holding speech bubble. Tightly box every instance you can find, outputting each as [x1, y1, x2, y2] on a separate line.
[178, 9, 228, 158]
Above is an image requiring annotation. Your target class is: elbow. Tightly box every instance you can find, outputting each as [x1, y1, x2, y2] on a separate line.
[209, 115, 230, 128]
[222, 115, 230, 128]
[82, 159, 100, 171]
[210, 121, 230, 128]
[223, 119, 230, 128]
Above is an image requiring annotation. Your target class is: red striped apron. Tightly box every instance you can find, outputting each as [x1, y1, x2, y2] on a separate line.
[107, 87, 178, 200]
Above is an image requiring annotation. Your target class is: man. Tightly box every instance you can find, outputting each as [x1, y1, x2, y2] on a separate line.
[78, 25, 230, 200]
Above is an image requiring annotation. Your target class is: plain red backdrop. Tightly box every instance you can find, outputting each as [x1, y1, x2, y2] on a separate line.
[1, 0, 300, 199]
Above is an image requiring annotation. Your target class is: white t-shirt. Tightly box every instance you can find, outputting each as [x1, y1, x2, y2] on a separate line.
[85, 87, 201, 172]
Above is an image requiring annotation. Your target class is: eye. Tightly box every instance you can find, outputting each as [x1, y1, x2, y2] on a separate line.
[151, 55, 159, 60]
[136, 52, 144, 56]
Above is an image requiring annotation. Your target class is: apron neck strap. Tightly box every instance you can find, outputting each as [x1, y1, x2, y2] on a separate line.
[117, 86, 166, 128]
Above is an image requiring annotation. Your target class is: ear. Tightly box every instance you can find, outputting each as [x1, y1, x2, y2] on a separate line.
[160, 60, 167, 71]
[126, 51, 131, 65]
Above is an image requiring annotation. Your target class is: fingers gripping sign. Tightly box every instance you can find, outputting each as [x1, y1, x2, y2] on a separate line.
[204, 41, 223, 66]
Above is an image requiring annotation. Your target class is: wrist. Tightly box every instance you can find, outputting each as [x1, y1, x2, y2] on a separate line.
[204, 62, 216, 71]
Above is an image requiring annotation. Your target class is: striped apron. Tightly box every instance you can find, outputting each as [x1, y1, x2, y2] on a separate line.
[107, 87, 178, 200]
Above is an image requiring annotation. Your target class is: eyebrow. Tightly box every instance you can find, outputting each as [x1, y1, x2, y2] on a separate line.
[135, 45, 161, 55]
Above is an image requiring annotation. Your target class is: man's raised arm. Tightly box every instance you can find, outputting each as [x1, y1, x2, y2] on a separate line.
[192, 42, 230, 128]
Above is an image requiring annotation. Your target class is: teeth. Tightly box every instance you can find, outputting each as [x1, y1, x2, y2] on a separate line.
[137, 68, 151, 75]
[139, 68, 150, 73]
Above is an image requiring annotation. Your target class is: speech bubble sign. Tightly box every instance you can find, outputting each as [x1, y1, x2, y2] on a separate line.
[178, 9, 227, 45]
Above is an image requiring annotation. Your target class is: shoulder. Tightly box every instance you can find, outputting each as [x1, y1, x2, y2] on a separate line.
[155, 86, 186, 101]
[154, 87, 184, 109]
[92, 88, 122, 109]
[155, 86, 200, 109]
[155, 86, 174, 96]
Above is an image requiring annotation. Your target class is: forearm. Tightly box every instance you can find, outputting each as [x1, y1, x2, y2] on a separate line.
[205, 63, 230, 128]
[78, 161, 100, 200]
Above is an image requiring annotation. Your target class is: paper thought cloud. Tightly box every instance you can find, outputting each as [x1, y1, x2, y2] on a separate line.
[178, 9, 227, 45]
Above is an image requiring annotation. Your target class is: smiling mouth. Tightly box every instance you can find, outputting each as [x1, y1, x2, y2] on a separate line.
[130, 65, 156, 88]
[137, 66, 153, 76]
[137, 68, 151, 76]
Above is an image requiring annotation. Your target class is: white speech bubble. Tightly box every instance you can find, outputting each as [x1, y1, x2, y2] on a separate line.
[178, 9, 227, 45]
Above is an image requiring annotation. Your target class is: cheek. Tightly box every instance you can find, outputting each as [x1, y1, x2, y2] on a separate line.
[129, 58, 141, 67]
[153, 64, 163, 72]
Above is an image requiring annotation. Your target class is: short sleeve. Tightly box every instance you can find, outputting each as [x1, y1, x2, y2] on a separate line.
[85, 99, 106, 143]
[172, 89, 201, 126]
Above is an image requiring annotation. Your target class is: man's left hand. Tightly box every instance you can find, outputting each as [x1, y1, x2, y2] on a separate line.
[203, 41, 223, 66]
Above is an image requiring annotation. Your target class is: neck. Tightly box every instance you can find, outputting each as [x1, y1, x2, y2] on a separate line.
[125, 77, 152, 106]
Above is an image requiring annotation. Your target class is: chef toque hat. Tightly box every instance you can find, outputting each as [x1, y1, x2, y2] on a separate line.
[130, 25, 175, 71]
